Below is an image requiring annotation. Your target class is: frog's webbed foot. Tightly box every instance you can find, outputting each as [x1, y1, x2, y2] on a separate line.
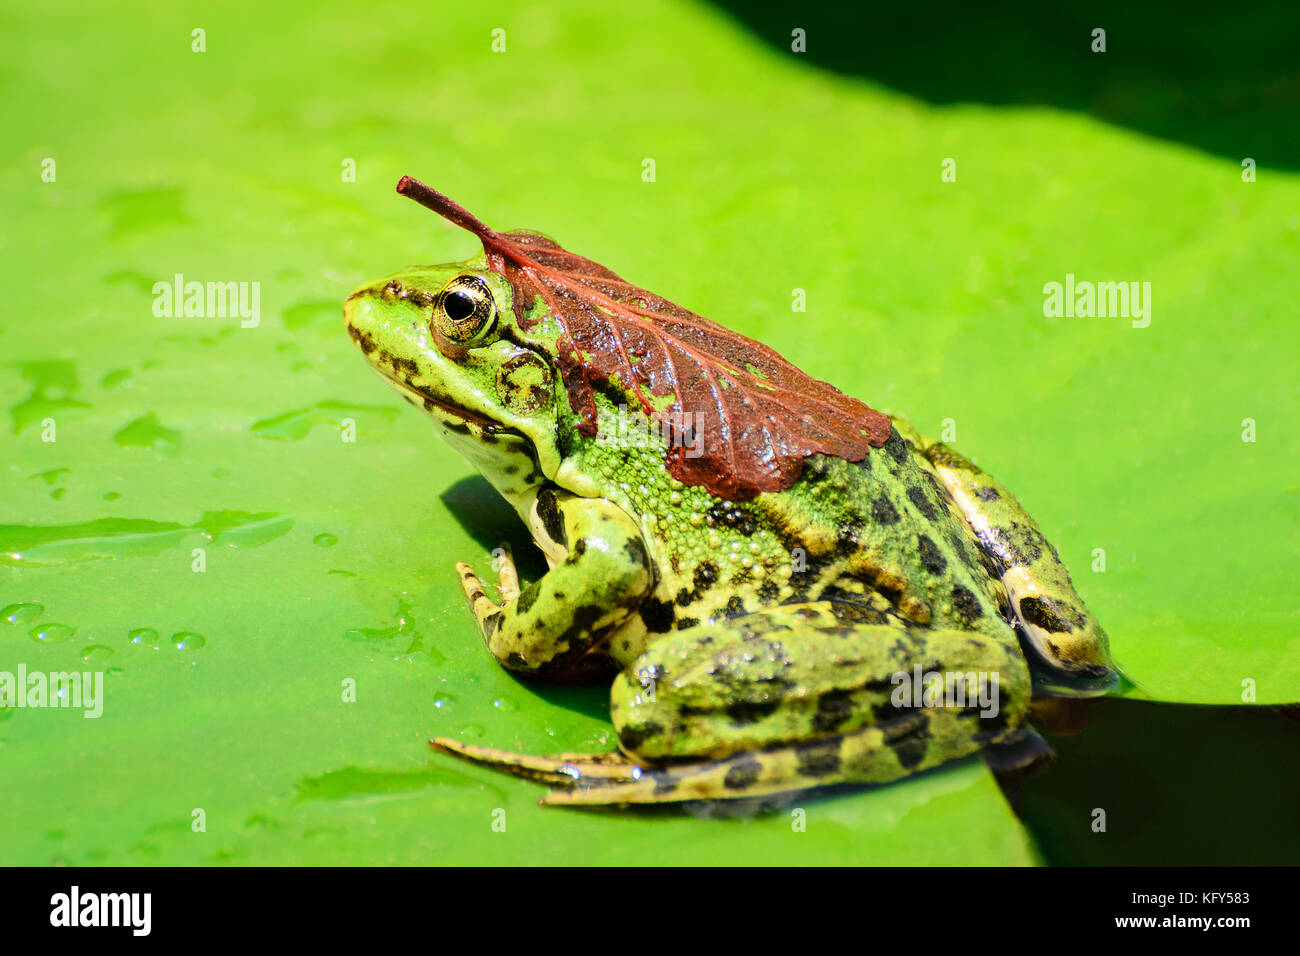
[430, 737, 643, 790]
[430, 736, 778, 807]
[454, 541, 519, 638]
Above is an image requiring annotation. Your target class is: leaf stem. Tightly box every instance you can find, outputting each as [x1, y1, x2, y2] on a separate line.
[395, 176, 499, 240]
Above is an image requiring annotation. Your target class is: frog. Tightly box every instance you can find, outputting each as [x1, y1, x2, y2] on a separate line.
[343, 178, 1119, 806]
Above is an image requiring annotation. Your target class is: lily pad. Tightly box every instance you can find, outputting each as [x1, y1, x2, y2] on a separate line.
[0, 1, 1293, 865]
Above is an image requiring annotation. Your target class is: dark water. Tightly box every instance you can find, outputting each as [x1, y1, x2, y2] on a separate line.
[708, 0, 1300, 169]
[1016, 698, 1300, 865]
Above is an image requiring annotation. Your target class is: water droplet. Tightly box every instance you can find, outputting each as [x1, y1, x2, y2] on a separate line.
[459, 723, 486, 739]
[172, 632, 206, 651]
[2, 603, 43, 625]
[81, 645, 115, 663]
[433, 694, 458, 710]
[491, 698, 519, 712]
[313, 533, 338, 547]
[30, 623, 74, 644]
[129, 627, 161, 648]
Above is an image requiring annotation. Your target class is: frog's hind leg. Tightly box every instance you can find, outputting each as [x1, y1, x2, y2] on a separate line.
[563, 609, 1032, 805]
[543, 708, 974, 806]
[432, 721, 946, 808]
[432, 606, 1032, 806]
[891, 416, 1119, 696]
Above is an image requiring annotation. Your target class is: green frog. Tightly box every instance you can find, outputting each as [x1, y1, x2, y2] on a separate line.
[343, 178, 1118, 805]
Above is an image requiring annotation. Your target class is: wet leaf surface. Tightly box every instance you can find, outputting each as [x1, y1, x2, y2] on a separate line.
[1, 0, 1294, 864]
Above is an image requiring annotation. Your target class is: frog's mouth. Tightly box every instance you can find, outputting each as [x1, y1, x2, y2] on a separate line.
[371, 361, 521, 438]
[343, 318, 506, 432]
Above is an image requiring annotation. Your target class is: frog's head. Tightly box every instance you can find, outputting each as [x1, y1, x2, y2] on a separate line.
[343, 258, 564, 501]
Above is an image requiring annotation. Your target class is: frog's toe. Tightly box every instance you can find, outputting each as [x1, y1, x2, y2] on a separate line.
[491, 541, 520, 602]
[430, 737, 643, 788]
[454, 562, 503, 632]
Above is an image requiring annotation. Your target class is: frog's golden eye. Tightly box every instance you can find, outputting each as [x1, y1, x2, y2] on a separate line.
[434, 274, 497, 344]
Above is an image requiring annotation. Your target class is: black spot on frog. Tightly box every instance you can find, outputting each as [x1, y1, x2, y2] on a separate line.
[907, 485, 939, 521]
[795, 738, 842, 777]
[871, 495, 900, 525]
[516, 581, 541, 615]
[723, 595, 747, 619]
[1019, 595, 1086, 633]
[951, 585, 983, 624]
[639, 596, 675, 634]
[917, 534, 947, 575]
[812, 688, 855, 733]
[535, 488, 566, 546]
[723, 758, 763, 790]
[883, 428, 910, 464]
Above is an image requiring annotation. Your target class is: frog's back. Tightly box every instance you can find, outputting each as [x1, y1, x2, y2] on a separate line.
[750, 429, 1012, 633]
[580, 426, 1012, 655]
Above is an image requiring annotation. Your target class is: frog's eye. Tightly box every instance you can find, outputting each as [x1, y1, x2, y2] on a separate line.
[433, 274, 497, 344]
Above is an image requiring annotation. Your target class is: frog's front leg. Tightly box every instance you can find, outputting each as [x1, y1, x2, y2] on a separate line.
[454, 488, 653, 680]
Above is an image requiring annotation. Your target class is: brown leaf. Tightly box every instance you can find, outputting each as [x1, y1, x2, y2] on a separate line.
[397, 176, 893, 501]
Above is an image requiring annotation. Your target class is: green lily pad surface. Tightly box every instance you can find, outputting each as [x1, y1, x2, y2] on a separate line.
[2, 1, 1295, 865]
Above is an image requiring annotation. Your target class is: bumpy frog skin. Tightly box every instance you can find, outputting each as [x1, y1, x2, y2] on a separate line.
[344, 195, 1117, 806]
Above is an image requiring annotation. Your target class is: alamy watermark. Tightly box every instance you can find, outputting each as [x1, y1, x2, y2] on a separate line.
[50, 886, 150, 935]
[1042, 273, 1151, 328]
[152, 273, 260, 327]
[596, 403, 703, 458]
[0, 665, 103, 718]
[890, 666, 1000, 718]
